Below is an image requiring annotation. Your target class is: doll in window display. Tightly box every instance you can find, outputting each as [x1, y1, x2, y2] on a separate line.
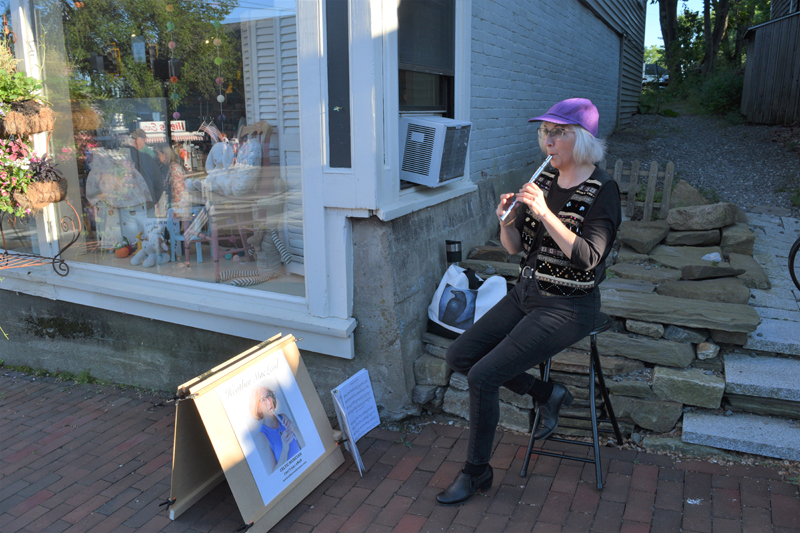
[84, 147, 153, 251]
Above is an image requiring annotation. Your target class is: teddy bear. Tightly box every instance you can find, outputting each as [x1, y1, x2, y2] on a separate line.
[130, 225, 171, 268]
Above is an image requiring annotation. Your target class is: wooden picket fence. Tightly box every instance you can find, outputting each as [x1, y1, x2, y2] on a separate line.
[599, 159, 676, 221]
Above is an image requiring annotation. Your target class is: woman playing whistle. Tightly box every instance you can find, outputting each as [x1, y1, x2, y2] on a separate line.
[437, 98, 621, 505]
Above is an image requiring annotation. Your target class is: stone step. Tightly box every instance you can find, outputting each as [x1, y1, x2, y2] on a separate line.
[743, 318, 800, 356]
[724, 352, 800, 400]
[748, 289, 800, 313]
[682, 411, 800, 461]
[599, 288, 761, 333]
[725, 394, 800, 419]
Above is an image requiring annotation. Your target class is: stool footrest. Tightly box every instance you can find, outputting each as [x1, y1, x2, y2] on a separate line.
[526, 449, 596, 464]
[557, 423, 617, 434]
[544, 437, 593, 447]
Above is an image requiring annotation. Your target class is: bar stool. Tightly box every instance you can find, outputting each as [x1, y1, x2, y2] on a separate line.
[520, 312, 623, 490]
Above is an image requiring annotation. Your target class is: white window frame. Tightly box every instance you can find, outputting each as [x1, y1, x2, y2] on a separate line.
[375, 0, 475, 221]
[1, 0, 358, 359]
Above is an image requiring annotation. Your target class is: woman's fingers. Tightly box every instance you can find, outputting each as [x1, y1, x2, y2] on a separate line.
[497, 193, 516, 218]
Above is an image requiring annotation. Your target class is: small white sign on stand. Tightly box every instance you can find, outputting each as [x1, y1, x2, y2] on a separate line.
[331, 369, 381, 476]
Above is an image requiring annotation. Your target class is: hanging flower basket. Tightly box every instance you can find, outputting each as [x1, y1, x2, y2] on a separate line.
[0, 99, 54, 137]
[70, 103, 100, 132]
[2, 141, 67, 217]
[12, 178, 68, 214]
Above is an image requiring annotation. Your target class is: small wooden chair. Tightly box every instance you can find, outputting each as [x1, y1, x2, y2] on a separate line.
[167, 207, 205, 264]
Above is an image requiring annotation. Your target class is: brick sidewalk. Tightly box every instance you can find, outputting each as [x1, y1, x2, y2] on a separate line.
[1, 371, 798, 533]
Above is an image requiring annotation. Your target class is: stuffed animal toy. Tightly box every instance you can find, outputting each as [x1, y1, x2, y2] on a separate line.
[133, 231, 143, 253]
[130, 225, 171, 268]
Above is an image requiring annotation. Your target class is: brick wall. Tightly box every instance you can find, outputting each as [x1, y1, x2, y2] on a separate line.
[470, 0, 621, 181]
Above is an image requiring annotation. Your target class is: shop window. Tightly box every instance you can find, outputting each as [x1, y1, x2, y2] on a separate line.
[19, 0, 305, 296]
[397, 0, 454, 117]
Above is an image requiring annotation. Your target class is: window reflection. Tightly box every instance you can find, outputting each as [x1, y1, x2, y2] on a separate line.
[26, 0, 305, 296]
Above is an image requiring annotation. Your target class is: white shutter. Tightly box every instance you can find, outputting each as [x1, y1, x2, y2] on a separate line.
[277, 16, 303, 274]
[241, 15, 304, 275]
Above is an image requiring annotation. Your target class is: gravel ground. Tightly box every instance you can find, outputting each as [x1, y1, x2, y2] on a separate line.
[605, 112, 800, 216]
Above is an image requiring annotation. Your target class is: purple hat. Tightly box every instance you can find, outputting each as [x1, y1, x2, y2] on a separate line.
[528, 98, 599, 137]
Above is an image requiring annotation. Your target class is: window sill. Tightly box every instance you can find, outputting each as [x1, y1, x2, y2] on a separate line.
[376, 178, 477, 221]
[0, 262, 357, 359]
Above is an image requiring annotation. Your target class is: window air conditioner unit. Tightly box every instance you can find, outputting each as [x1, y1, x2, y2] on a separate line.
[399, 116, 472, 187]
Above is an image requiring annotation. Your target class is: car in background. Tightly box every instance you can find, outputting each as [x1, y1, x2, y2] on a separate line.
[642, 63, 667, 87]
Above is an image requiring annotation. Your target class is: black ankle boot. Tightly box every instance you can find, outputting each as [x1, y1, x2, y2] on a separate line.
[533, 382, 573, 440]
[435, 465, 493, 505]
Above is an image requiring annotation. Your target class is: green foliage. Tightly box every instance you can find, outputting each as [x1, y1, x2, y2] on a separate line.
[76, 369, 97, 384]
[638, 87, 668, 115]
[56, 371, 75, 382]
[0, 40, 18, 74]
[638, 87, 680, 119]
[697, 186, 721, 203]
[697, 68, 744, 115]
[644, 45, 667, 70]
[725, 110, 746, 125]
[0, 70, 43, 104]
[672, 7, 705, 76]
[721, 0, 771, 66]
[789, 189, 800, 208]
[43, 0, 242, 107]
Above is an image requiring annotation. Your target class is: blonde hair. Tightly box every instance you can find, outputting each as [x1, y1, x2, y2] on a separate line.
[537, 125, 606, 165]
[248, 386, 277, 420]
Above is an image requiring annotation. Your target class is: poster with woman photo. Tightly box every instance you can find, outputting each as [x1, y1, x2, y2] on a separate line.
[217, 348, 325, 506]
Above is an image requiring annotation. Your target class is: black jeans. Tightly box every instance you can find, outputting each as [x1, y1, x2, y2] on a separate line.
[445, 278, 600, 465]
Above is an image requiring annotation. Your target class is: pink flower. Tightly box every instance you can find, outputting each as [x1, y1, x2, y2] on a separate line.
[25, 209, 31, 214]
[0, 171, 6, 179]
[61, 147, 72, 154]
[1, 191, 8, 197]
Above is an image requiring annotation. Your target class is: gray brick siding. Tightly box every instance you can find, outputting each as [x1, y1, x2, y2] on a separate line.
[470, 0, 620, 181]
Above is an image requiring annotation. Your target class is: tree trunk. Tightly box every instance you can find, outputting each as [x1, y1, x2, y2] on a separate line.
[658, 0, 681, 82]
[731, 0, 757, 67]
[701, 0, 732, 74]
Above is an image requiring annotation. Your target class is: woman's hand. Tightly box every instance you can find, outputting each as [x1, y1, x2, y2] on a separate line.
[281, 428, 295, 447]
[496, 193, 517, 224]
[517, 182, 578, 259]
[516, 182, 550, 221]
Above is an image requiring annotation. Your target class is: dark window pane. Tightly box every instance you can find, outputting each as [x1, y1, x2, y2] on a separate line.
[399, 70, 453, 117]
[326, 0, 351, 168]
[399, 70, 441, 108]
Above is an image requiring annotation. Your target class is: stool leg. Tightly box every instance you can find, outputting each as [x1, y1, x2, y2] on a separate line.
[592, 336, 623, 445]
[589, 346, 603, 490]
[521, 360, 551, 477]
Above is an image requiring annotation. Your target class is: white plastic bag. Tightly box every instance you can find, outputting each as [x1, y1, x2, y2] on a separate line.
[428, 264, 507, 335]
